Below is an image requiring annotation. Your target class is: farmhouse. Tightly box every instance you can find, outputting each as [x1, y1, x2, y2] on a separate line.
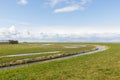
[0, 40, 19, 44]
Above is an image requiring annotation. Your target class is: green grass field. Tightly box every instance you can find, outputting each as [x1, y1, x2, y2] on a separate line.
[0, 43, 95, 67]
[0, 43, 94, 56]
[0, 43, 120, 80]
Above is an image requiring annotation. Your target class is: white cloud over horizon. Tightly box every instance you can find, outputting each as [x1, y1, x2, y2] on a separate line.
[0, 26, 120, 42]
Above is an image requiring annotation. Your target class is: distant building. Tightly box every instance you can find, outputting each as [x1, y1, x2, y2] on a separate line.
[0, 40, 19, 44]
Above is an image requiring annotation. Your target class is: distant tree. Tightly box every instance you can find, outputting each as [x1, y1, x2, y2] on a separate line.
[9, 40, 19, 44]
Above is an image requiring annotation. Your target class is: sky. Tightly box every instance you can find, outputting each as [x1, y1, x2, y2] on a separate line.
[0, 0, 120, 42]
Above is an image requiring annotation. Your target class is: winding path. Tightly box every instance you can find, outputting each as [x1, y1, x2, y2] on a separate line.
[0, 46, 107, 70]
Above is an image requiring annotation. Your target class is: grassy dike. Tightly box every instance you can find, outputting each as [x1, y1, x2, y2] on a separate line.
[0, 43, 120, 80]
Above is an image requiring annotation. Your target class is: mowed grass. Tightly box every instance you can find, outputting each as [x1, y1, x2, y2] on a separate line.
[0, 43, 95, 67]
[0, 43, 119, 80]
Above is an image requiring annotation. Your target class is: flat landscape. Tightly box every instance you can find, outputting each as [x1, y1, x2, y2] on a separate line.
[0, 0, 120, 80]
[0, 43, 96, 67]
[0, 43, 119, 80]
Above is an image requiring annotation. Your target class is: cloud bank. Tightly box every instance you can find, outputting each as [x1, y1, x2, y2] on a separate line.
[0, 26, 120, 42]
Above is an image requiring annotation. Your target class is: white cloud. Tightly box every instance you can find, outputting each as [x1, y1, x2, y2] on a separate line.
[9, 25, 17, 33]
[48, 0, 59, 7]
[47, 0, 91, 13]
[47, 0, 68, 7]
[54, 5, 82, 13]
[17, 0, 91, 12]
[18, 0, 28, 5]
[0, 26, 120, 42]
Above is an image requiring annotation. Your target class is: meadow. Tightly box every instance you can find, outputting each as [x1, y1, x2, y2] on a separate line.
[0, 43, 120, 80]
[0, 43, 95, 67]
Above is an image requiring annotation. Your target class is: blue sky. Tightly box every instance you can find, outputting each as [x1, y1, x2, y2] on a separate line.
[0, 0, 120, 42]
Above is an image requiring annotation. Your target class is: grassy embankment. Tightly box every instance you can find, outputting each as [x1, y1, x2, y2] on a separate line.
[0, 43, 119, 80]
[0, 43, 95, 67]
